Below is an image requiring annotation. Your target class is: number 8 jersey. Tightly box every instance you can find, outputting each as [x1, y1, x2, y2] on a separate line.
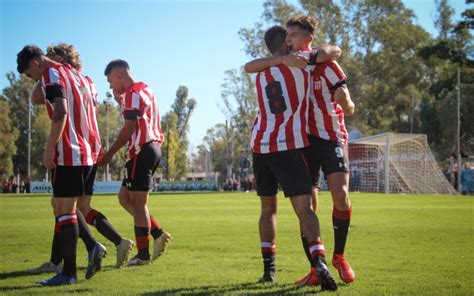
[250, 64, 311, 154]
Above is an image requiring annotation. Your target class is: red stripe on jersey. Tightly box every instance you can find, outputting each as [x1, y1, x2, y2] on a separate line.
[40, 65, 99, 166]
[301, 69, 309, 147]
[309, 61, 348, 144]
[252, 72, 267, 154]
[278, 65, 297, 151]
[265, 69, 284, 153]
[121, 82, 163, 160]
[250, 63, 311, 153]
[63, 68, 88, 164]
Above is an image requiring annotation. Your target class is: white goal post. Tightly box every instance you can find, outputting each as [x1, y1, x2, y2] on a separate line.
[347, 133, 457, 194]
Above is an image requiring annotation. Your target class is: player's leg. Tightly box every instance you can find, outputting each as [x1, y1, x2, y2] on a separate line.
[28, 196, 63, 274]
[295, 185, 320, 287]
[327, 172, 354, 283]
[253, 152, 278, 283]
[321, 138, 355, 283]
[271, 149, 336, 291]
[118, 185, 134, 216]
[127, 190, 152, 265]
[259, 195, 278, 283]
[79, 167, 125, 247]
[38, 166, 82, 286]
[295, 142, 321, 286]
[126, 142, 170, 265]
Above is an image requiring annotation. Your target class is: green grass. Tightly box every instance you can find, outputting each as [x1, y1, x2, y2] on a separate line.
[0, 192, 473, 295]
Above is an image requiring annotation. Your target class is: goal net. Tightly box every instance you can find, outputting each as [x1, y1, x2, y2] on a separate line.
[346, 133, 457, 194]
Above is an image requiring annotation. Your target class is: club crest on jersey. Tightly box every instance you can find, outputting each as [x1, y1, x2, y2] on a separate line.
[314, 80, 322, 90]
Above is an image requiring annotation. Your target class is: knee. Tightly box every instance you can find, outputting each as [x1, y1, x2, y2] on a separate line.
[261, 205, 277, 219]
[333, 189, 350, 210]
[76, 201, 90, 215]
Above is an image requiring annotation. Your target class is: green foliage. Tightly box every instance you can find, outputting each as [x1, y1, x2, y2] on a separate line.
[0, 98, 18, 178]
[0, 192, 473, 294]
[236, 0, 473, 167]
[96, 101, 126, 181]
[1, 72, 50, 180]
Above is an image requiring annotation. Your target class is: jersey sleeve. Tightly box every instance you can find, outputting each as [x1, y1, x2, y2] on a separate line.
[324, 61, 347, 90]
[123, 91, 143, 120]
[42, 67, 66, 103]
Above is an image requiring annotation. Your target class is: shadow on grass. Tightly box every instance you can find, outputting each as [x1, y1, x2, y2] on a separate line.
[141, 282, 330, 295]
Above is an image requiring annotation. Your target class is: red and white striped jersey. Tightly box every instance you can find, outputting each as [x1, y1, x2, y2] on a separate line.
[120, 82, 163, 160]
[250, 64, 311, 154]
[308, 61, 348, 145]
[41, 64, 103, 166]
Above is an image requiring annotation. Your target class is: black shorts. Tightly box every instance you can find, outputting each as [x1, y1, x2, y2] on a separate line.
[306, 135, 349, 185]
[122, 141, 161, 191]
[51, 165, 96, 198]
[252, 148, 312, 197]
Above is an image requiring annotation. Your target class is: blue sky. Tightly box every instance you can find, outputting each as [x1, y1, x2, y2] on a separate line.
[0, 0, 470, 151]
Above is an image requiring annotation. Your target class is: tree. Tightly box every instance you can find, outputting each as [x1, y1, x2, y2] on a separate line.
[435, 0, 454, 40]
[0, 98, 18, 178]
[218, 67, 258, 178]
[1, 72, 51, 179]
[171, 86, 197, 139]
[96, 100, 126, 181]
[418, 2, 473, 162]
[160, 112, 180, 180]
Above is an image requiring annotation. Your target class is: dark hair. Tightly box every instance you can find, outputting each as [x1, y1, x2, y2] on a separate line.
[264, 26, 287, 54]
[286, 15, 317, 34]
[104, 59, 130, 75]
[17, 45, 44, 74]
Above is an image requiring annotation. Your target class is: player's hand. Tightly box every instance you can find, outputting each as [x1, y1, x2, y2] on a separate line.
[334, 87, 345, 101]
[281, 53, 308, 69]
[97, 151, 113, 167]
[113, 89, 122, 104]
[43, 146, 56, 169]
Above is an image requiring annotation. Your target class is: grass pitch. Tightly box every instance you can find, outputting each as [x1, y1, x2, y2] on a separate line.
[0, 191, 473, 295]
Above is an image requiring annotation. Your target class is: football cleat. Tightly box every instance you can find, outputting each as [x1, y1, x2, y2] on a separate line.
[37, 272, 77, 286]
[332, 254, 355, 283]
[85, 242, 107, 279]
[315, 256, 338, 291]
[27, 261, 62, 274]
[151, 230, 172, 262]
[127, 255, 150, 266]
[294, 267, 320, 287]
[258, 272, 275, 284]
[116, 238, 134, 268]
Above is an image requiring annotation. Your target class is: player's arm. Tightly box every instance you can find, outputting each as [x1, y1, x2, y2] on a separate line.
[31, 82, 46, 105]
[43, 85, 68, 169]
[244, 54, 308, 73]
[334, 84, 355, 115]
[97, 111, 138, 166]
[313, 45, 341, 63]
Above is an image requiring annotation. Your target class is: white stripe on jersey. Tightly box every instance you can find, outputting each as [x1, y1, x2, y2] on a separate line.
[49, 68, 60, 84]
[58, 66, 82, 165]
[325, 66, 341, 85]
[131, 92, 140, 110]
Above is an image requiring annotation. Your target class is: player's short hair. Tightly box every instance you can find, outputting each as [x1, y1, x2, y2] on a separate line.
[264, 26, 287, 54]
[286, 15, 318, 35]
[17, 45, 44, 74]
[104, 59, 130, 75]
[47, 43, 82, 71]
